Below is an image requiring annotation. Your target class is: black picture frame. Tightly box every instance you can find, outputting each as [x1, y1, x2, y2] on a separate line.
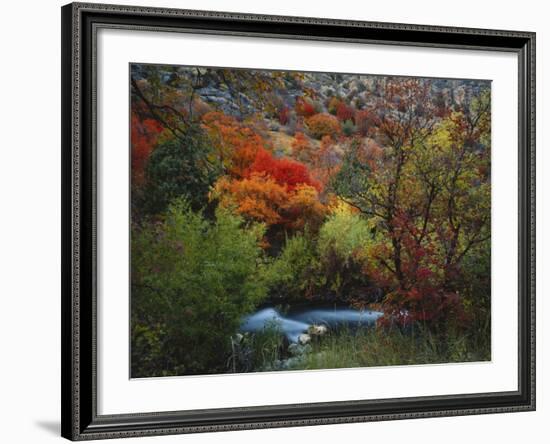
[61, 2, 536, 440]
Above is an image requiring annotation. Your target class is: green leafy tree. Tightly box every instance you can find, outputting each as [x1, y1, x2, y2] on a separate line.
[136, 125, 221, 215]
[131, 200, 268, 376]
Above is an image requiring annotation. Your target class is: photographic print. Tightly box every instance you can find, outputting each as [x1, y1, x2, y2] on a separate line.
[130, 63, 491, 378]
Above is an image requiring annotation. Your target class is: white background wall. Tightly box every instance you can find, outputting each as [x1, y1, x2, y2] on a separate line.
[0, 0, 545, 443]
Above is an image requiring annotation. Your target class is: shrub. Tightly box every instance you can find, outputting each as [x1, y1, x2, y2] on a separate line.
[291, 132, 313, 162]
[311, 100, 324, 114]
[285, 184, 327, 232]
[380, 286, 468, 335]
[278, 106, 290, 125]
[341, 119, 357, 136]
[316, 206, 372, 296]
[284, 111, 298, 136]
[295, 97, 316, 117]
[355, 109, 377, 136]
[317, 207, 371, 266]
[336, 102, 355, 122]
[327, 97, 341, 115]
[191, 98, 212, 118]
[305, 113, 341, 140]
[265, 206, 373, 302]
[267, 232, 319, 300]
[213, 173, 288, 227]
[131, 201, 269, 376]
[457, 243, 491, 352]
[201, 111, 265, 177]
[213, 182, 325, 241]
[139, 126, 221, 214]
[248, 148, 321, 192]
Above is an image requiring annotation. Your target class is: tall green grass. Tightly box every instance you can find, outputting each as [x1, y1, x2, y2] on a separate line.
[239, 324, 490, 373]
[297, 326, 490, 371]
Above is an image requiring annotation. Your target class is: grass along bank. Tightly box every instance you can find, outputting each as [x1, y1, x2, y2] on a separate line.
[232, 325, 490, 373]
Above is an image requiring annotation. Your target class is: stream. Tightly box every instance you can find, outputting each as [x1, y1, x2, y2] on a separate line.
[240, 305, 383, 343]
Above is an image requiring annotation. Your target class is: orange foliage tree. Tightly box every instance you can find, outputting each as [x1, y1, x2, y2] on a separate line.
[201, 111, 266, 177]
[212, 173, 289, 226]
[200, 112, 327, 235]
[213, 147, 326, 236]
[305, 113, 341, 140]
[284, 184, 327, 231]
[213, 175, 326, 234]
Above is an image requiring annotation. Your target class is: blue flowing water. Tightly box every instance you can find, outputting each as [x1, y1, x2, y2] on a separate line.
[240, 306, 383, 343]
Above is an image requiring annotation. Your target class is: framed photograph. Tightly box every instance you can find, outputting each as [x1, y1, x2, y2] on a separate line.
[61, 2, 535, 440]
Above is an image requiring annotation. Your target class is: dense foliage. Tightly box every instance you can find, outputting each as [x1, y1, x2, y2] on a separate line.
[131, 201, 268, 376]
[130, 65, 491, 376]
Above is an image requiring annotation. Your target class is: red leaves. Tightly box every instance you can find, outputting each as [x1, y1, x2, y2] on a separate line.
[247, 147, 321, 192]
[131, 112, 164, 184]
[416, 267, 432, 280]
[202, 110, 327, 235]
[214, 140, 325, 234]
[355, 110, 379, 137]
[278, 106, 290, 125]
[295, 97, 316, 117]
[367, 204, 471, 330]
[379, 286, 467, 330]
[336, 102, 355, 122]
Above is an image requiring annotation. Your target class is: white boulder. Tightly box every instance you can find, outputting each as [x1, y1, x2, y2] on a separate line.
[308, 324, 328, 336]
[298, 333, 311, 345]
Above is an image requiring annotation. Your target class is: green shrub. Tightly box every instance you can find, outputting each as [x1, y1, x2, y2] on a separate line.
[316, 208, 372, 296]
[131, 200, 269, 376]
[137, 125, 221, 215]
[317, 209, 370, 266]
[266, 232, 319, 301]
[341, 119, 357, 136]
